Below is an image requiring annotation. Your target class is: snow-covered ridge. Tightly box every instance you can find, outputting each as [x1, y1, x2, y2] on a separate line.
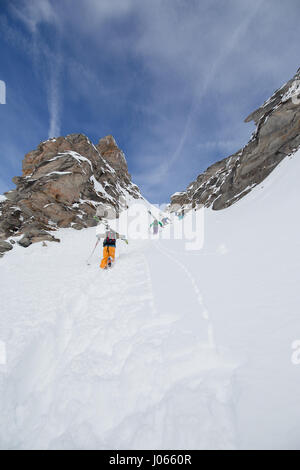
[282, 79, 300, 103]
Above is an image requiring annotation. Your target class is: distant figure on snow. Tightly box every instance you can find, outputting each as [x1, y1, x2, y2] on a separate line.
[150, 219, 163, 235]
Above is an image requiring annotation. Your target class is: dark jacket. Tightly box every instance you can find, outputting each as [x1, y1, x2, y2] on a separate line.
[97, 229, 124, 247]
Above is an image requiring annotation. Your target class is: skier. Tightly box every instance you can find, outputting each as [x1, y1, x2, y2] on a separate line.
[161, 216, 170, 226]
[150, 219, 163, 235]
[96, 220, 127, 269]
[177, 210, 184, 220]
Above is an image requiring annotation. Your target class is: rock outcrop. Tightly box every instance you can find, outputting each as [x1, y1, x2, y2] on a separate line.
[169, 67, 300, 212]
[0, 134, 141, 251]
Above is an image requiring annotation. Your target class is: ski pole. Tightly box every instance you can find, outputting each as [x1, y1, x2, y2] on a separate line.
[86, 238, 100, 265]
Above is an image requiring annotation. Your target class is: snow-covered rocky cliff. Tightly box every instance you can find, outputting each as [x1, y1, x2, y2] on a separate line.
[0, 134, 142, 255]
[169, 67, 300, 212]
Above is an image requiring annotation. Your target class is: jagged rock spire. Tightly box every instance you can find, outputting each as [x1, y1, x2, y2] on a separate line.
[0, 134, 142, 253]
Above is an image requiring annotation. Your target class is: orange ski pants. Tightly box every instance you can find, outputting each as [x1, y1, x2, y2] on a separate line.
[100, 246, 116, 269]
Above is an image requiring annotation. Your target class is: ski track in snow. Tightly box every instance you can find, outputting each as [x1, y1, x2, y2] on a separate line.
[154, 240, 216, 349]
[0, 233, 238, 450]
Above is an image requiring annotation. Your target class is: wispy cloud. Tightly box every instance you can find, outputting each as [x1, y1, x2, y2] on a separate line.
[197, 140, 244, 152]
[47, 55, 62, 138]
[9, 0, 62, 138]
[129, 0, 264, 186]
[1, 0, 300, 202]
[10, 0, 57, 34]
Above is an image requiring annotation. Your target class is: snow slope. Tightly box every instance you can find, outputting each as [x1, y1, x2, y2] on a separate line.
[0, 151, 300, 450]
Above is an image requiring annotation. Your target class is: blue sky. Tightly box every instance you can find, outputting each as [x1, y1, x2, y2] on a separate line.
[0, 0, 299, 203]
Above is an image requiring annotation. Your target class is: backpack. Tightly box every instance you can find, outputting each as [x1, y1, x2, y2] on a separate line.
[104, 230, 116, 247]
